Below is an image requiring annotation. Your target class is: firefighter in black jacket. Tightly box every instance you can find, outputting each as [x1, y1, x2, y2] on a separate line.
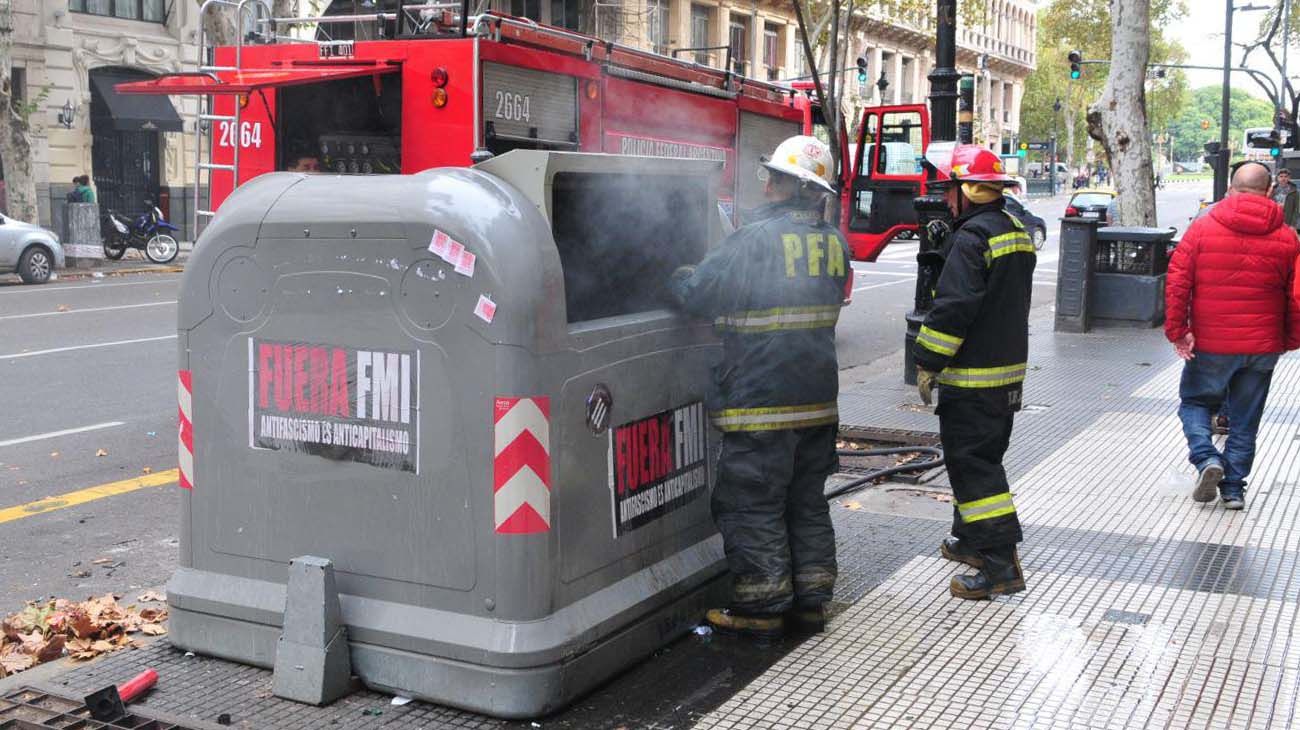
[669, 136, 849, 637]
[912, 144, 1035, 600]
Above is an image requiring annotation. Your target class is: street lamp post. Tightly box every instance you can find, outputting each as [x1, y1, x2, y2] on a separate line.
[903, 0, 959, 385]
[1052, 97, 1062, 197]
[1218, 0, 1233, 201]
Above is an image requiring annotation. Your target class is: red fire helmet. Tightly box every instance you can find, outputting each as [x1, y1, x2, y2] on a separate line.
[925, 143, 1016, 184]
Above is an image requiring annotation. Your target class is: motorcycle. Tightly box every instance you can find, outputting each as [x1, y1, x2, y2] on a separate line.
[102, 202, 180, 264]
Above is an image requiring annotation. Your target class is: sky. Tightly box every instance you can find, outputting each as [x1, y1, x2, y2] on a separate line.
[1163, 0, 1283, 100]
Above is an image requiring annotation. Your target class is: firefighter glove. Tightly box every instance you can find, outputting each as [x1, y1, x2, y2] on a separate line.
[917, 368, 938, 406]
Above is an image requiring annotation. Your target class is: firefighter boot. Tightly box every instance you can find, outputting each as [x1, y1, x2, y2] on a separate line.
[950, 547, 1025, 600]
[705, 608, 785, 639]
[786, 604, 828, 635]
[939, 536, 984, 568]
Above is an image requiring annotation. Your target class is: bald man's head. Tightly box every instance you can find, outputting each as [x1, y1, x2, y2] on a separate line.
[1230, 162, 1272, 195]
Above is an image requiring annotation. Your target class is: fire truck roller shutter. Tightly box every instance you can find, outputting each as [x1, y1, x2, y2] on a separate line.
[482, 63, 578, 151]
[736, 112, 801, 220]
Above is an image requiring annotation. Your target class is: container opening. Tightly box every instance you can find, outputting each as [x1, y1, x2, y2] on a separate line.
[279, 74, 402, 174]
[552, 172, 710, 323]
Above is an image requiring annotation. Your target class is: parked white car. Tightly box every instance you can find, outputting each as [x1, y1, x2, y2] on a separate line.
[0, 214, 65, 284]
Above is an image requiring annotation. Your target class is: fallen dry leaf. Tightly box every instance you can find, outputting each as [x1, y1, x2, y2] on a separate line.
[139, 624, 167, 636]
[95, 448, 108, 457]
[49, 451, 60, 458]
[929, 493, 954, 503]
[91, 639, 115, 653]
[137, 591, 166, 602]
[141, 466, 153, 474]
[91, 558, 113, 565]
[55, 304, 70, 312]
[35, 635, 65, 663]
[0, 653, 35, 673]
[842, 501, 863, 511]
[138, 607, 167, 622]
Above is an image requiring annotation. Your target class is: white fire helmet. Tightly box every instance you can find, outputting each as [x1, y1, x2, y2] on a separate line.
[758, 135, 836, 194]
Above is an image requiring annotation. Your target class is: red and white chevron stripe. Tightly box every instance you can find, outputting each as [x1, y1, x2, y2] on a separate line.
[178, 370, 194, 490]
[493, 396, 550, 534]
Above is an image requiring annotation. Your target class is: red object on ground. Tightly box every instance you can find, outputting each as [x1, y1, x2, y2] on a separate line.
[1165, 192, 1300, 354]
[119, 669, 159, 702]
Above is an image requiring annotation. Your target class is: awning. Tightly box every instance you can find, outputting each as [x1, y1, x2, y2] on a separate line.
[90, 70, 183, 132]
[114, 64, 400, 96]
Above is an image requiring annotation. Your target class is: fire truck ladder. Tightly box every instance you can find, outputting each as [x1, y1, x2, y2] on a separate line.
[192, 0, 272, 238]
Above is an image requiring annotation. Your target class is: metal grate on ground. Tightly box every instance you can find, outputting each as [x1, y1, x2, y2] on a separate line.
[694, 314, 1300, 729]
[32, 510, 946, 730]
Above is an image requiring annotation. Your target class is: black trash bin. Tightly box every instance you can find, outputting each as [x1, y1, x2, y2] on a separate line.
[1089, 226, 1176, 327]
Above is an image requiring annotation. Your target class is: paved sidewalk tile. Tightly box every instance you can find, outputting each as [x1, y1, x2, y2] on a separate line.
[695, 315, 1300, 729]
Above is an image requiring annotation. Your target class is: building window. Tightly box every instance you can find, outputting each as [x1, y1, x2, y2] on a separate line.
[9, 68, 24, 108]
[728, 15, 750, 76]
[70, 0, 166, 22]
[510, 0, 541, 22]
[550, 0, 580, 31]
[794, 31, 807, 77]
[690, 5, 711, 65]
[649, 1, 670, 55]
[763, 25, 779, 81]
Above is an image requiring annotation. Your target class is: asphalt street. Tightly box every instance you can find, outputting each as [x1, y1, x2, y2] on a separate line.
[0, 181, 1212, 615]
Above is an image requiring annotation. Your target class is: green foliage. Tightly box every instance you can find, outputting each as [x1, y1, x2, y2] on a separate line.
[1166, 85, 1275, 161]
[1018, 0, 1189, 163]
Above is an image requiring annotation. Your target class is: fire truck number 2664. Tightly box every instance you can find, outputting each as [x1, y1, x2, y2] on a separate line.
[217, 121, 264, 149]
[493, 91, 531, 123]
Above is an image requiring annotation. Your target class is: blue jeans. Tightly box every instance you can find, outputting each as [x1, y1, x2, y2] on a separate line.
[1178, 352, 1280, 494]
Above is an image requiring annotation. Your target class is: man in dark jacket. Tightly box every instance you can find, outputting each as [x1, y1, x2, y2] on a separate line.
[1166, 161, 1300, 510]
[912, 144, 1035, 600]
[1269, 168, 1299, 230]
[669, 136, 849, 637]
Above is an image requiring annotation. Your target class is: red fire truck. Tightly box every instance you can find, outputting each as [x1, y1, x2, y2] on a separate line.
[119, 4, 928, 261]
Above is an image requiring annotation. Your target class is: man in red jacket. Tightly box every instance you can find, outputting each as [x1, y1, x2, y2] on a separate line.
[1166, 161, 1300, 510]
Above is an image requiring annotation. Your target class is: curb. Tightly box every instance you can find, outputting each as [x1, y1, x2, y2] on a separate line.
[56, 265, 186, 281]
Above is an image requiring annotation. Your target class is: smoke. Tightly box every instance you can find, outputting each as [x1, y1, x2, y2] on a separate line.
[551, 171, 710, 323]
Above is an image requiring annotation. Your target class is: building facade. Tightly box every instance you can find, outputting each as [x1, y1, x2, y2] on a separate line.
[8, 0, 208, 236]
[582, 0, 1037, 153]
[7, 0, 1033, 235]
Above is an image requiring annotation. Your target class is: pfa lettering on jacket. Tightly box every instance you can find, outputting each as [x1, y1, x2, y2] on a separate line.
[608, 402, 708, 536]
[248, 338, 420, 473]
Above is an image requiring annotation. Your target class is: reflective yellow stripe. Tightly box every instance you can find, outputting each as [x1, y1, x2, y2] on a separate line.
[715, 305, 841, 333]
[710, 402, 839, 432]
[917, 325, 963, 357]
[984, 231, 1036, 264]
[937, 363, 1027, 388]
[1004, 211, 1025, 230]
[957, 491, 1016, 523]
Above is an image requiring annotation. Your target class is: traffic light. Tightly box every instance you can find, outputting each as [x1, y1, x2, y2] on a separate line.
[1201, 119, 1211, 130]
[1068, 50, 1082, 79]
[856, 55, 868, 84]
[1203, 141, 1222, 167]
[1246, 129, 1282, 158]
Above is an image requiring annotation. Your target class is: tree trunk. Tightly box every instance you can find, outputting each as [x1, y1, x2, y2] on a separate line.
[0, 14, 39, 223]
[1087, 0, 1155, 226]
[198, 0, 238, 47]
[1063, 105, 1075, 171]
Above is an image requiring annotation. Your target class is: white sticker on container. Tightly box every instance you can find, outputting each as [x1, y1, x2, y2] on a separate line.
[474, 294, 497, 323]
[428, 230, 450, 258]
[454, 250, 476, 277]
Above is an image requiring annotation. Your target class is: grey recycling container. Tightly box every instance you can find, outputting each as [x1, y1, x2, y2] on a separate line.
[170, 151, 729, 718]
[1091, 225, 1175, 327]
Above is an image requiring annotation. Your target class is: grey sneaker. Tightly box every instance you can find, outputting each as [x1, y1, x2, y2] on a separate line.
[1193, 463, 1224, 503]
[1221, 488, 1245, 510]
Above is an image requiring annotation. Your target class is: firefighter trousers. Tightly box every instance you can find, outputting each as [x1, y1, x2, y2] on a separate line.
[711, 425, 838, 615]
[938, 393, 1023, 551]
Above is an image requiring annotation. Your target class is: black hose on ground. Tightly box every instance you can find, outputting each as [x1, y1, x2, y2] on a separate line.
[826, 446, 945, 499]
